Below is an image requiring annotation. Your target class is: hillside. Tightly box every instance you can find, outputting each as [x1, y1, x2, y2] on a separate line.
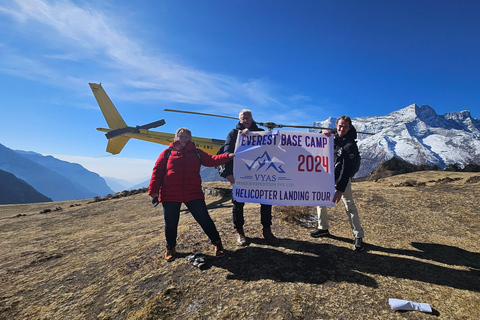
[16, 150, 114, 197]
[0, 171, 479, 319]
[0, 169, 52, 204]
[0, 144, 114, 201]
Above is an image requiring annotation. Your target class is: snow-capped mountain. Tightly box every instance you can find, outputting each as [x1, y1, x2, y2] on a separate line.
[311, 104, 480, 177]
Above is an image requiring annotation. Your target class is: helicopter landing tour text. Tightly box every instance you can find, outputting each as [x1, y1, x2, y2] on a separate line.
[234, 188, 332, 202]
[233, 130, 335, 206]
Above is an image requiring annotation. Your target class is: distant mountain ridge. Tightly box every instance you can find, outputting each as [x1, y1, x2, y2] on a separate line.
[312, 104, 480, 177]
[0, 143, 114, 202]
[2, 104, 476, 203]
[0, 169, 52, 204]
[103, 176, 135, 193]
[16, 150, 114, 197]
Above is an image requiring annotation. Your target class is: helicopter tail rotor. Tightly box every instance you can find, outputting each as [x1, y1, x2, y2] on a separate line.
[105, 119, 166, 139]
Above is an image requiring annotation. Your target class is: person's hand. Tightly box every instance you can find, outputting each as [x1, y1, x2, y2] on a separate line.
[150, 194, 159, 203]
[323, 130, 332, 137]
[226, 174, 235, 184]
[228, 153, 235, 159]
[332, 190, 343, 204]
[240, 128, 250, 136]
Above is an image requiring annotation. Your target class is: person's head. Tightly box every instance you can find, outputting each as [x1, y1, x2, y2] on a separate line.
[335, 115, 352, 137]
[239, 109, 253, 129]
[174, 127, 192, 146]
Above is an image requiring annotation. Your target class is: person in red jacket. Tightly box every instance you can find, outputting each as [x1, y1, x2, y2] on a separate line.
[149, 127, 235, 262]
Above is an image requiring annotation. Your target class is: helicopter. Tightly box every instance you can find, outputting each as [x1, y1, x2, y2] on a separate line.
[90, 83, 225, 155]
[89, 83, 373, 155]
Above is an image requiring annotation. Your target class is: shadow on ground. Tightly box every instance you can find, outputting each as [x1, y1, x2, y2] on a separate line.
[206, 236, 480, 292]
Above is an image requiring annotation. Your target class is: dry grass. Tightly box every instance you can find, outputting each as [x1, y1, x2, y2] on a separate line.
[1, 172, 479, 319]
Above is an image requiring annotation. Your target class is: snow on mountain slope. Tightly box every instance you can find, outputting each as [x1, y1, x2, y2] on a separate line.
[312, 104, 480, 177]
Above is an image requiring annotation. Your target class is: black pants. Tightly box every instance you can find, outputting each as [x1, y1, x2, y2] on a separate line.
[232, 199, 272, 230]
[163, 199, 220, 247]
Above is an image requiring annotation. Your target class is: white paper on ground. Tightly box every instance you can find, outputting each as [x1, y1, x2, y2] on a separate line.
[388, 298, 432, 313]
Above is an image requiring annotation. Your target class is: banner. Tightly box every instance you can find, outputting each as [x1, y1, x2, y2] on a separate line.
[233, 130, 335, 206]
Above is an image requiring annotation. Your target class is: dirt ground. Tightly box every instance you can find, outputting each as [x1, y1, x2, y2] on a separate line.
[0, 171, 479, 319]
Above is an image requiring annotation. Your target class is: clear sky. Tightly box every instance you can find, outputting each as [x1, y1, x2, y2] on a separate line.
[0, 0, 479, 182]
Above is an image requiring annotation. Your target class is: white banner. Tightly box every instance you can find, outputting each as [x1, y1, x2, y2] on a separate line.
[232, 130, 335, 206]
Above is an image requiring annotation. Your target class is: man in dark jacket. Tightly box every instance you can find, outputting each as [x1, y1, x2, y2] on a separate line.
[310, 116, 365, 251]
[223, 109, 279, 246]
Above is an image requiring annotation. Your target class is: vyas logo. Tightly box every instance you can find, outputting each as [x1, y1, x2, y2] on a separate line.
[246, 151, 286, 173]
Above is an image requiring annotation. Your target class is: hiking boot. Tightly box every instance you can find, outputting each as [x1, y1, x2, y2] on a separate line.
[354, 238, 365, 252]
[235, 228, 247, 246]
[165, 245, 176, 262]
[263, 227, 280, 246]
[310, 229, 330, 238]
[213, 240, 225, 258]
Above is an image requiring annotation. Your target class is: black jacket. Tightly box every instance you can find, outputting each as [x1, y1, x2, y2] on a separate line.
[333, 125, 360, 193]
[223, 121, 264, 177]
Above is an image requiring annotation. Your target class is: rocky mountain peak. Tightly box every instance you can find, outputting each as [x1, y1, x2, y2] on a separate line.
[311, 104, 480, 177]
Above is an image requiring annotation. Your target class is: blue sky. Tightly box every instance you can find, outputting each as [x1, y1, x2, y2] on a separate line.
[0, 0, 479, 182]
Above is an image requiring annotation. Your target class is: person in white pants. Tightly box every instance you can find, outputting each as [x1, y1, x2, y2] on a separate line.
[310, 115, 365, 252]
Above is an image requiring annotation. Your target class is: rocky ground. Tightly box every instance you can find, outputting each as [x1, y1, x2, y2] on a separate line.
[1, 171, 479, 319]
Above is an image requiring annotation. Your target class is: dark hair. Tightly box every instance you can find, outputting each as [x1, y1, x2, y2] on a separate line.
[336, 115, 352, 127]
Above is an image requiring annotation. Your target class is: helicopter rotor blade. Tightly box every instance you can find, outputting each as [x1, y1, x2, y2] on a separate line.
[257, 122, 374, 135]
[305, 125, 375, 135]
[164, 109, 238, 120]
[256, 122, 333, 130]
[164, 109, 327, 130]
[164, 108, 374, 135]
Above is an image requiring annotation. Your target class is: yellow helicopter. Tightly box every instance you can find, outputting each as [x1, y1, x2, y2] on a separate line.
[90, 83, 373, 155]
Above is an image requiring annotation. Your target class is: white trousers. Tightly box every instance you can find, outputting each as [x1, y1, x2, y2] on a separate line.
[316, 180, 364, 239]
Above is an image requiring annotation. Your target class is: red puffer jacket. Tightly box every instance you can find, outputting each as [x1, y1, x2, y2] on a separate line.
[148, 140, 231, 203]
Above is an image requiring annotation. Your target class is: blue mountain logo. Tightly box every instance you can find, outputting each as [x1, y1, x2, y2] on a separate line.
[245, 151, 286, 173]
